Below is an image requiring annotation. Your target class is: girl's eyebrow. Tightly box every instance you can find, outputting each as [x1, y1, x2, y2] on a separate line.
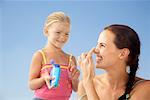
[55, 30, 62, 32]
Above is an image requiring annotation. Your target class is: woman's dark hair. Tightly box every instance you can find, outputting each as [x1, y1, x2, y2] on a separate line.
[104, 24, 141, 100]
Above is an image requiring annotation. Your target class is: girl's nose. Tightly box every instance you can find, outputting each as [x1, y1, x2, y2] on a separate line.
[60, 35, 68, 41]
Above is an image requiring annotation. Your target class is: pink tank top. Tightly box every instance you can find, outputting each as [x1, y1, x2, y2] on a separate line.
[34, 50, 73, 100]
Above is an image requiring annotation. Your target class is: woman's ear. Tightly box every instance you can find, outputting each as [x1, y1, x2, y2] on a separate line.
[119, 48, 130, 59]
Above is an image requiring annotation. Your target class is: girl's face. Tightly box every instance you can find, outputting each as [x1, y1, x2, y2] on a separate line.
[94, 30, 123, 69]
[46, 22, 70, 48]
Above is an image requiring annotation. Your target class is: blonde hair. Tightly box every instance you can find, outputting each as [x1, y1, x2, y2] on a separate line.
[44, 11, 70, 32]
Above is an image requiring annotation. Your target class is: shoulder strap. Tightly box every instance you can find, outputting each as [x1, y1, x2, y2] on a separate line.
[68, 54, 73, 66]
[39, 50, 47, 64]
[132, 79, 145, 89]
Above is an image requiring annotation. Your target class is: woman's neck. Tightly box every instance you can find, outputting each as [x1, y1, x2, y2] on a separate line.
[103, 67, 128, 90]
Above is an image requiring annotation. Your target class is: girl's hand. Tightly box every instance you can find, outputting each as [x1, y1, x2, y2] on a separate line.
[42, 71, 54, 89]
[68, 57, 80, 91]
[68, 57, 80, 81]
[70, 68, 80, 81]
[78, 48, 95, 84]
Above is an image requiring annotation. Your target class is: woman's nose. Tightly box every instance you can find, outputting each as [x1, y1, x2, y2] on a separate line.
[94, 47, 99, 54]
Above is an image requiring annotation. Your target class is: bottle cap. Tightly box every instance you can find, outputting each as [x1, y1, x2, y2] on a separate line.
[55, 64, 60, 68]
[50, 59, 55, 65]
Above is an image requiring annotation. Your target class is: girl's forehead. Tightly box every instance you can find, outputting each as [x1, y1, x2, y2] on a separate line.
[48, 21, 70, 30]
[52, 21, 69, 27]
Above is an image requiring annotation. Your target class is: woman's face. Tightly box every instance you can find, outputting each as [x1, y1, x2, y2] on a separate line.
[46, 21, 70, 48]
[94, 30, 122, 69]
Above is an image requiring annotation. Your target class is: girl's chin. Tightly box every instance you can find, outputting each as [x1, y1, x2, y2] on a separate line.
[55, 44, 65, 48]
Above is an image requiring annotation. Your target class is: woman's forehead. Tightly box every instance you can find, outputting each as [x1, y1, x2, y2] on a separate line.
[98, 30, 115, 43]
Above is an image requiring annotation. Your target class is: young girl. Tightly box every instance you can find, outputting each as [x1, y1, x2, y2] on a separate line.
[28, 12, 80, 100]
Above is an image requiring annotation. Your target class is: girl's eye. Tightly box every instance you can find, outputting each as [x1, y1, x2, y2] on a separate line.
[56, 32, 60, 34]
[65, 33, 69, 36]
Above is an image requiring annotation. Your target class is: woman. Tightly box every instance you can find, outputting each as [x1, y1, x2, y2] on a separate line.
[78, 24, 150, 100]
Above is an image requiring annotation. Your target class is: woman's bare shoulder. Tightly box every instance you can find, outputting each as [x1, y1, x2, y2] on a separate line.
[133, 77, 150, 91]
[131, 78, 150, 100]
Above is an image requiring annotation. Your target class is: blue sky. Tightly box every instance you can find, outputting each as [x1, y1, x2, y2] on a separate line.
[0, 0, 150, 100]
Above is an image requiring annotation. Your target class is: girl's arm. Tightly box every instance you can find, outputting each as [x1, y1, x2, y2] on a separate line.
[28, 51, 46, 90]
[72, 72, 79, 92]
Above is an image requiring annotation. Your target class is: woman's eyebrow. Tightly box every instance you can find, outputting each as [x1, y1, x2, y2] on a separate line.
[97, 42, 107, 45]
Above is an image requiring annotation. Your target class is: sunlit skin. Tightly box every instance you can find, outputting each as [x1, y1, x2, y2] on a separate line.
[95, 30, 128, 70]
[78, 30, 150, 100]
[28, 21, 80, 92]
[45, 22, 70, 49]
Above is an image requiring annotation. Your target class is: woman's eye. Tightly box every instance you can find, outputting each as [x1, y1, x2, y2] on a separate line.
[99, 43, 105, 48]
[101, 44, 105, 47]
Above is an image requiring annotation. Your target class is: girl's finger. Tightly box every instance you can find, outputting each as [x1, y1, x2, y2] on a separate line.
[75, 70, 80, 77]
[45, 77, 51, 89]
[72, 69, 80, 79]
[70, 65, 76, 72]
[71, 69, 76, 77]
[45, 76, 55, 89]
[49, 84, 54, 89]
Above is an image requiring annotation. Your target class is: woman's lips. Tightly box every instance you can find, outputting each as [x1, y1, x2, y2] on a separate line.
[96, 56, 102, 62]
